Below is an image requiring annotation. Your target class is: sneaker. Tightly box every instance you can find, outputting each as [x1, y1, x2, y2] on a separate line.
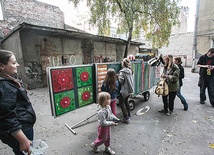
[158, 109, 168, 113]
[121, 118, 130, 124]
[105, 147, 115, 155]
[200, 100, 205, 104]
[166, 111, 173, 116]
[90, 142, 99, 153]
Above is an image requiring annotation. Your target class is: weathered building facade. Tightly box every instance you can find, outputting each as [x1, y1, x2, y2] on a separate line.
[0, 0, 142, 89]
[1, 23, 141, 89]
[196, 0, 214, 54]
[159, 32, 194, 67]
[191, 0, 214, 72]
[0, 0, 65, 39]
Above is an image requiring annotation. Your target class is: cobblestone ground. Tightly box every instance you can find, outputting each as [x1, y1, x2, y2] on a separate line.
[1, 67, 214, 155]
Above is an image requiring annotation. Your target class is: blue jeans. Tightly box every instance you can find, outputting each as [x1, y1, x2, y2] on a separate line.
[177, 86, 188, 108]
[0, 128, 34, 155]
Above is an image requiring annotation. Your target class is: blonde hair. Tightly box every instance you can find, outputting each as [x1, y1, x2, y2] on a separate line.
[164, 55, 173, 70]
[98, 92, 110, 108]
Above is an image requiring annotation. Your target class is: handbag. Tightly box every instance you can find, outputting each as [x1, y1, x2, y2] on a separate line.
[155, 78, 169, 97]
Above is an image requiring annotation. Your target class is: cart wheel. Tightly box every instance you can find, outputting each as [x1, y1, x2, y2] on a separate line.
[143, 91, 150, 101]
[129, 100, 135, 111]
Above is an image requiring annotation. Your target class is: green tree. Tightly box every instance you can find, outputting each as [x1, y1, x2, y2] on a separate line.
[70, 0, 181, 58]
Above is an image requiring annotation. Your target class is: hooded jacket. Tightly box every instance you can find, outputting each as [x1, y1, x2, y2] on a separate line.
[0, 78, 36, 134]
[118, 67, 134, 98]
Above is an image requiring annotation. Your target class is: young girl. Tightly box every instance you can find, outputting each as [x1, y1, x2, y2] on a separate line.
[0, 50, 36, 155]
[91, 92, 120, 155]
[101, 68, 119, 116]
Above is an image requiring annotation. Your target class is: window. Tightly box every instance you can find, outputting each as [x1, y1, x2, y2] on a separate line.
[212, 39, 214, 48]
[0, 1, 3, 20]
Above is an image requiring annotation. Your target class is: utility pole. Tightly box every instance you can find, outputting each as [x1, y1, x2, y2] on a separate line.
[191, 0, 200, 73]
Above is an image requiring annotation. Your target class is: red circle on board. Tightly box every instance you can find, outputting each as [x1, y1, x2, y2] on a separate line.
[80, 72, 89, 82]
[60, 97, 71, 108]
[82, 91, 90, 101]
[57, 74, 69, 86]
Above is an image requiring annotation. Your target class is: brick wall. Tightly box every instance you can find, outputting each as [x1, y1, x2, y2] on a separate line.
[0, 0, 64, 38]
[139, 32, 194, 67]
[158, 32, 194, 67]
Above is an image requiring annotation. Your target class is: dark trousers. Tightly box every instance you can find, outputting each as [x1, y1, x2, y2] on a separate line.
[119, 93, 130, 118]
[162, 92, 177, 112]
[0, 128, 34, 155]
[199, 76, 214, 105]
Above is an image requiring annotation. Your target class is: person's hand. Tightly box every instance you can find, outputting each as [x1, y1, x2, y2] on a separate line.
[20, 139, 32, 155]
[130, 93, 134, 97]
[161, 74, 168, 78]
[114, 119, 120, 123]
[12, 130, 32, 155]
[112, 122, 118, 126]
[208, 65, 214, 70]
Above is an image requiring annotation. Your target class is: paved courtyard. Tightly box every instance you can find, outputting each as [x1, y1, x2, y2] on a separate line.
[1, 67, 214, 155]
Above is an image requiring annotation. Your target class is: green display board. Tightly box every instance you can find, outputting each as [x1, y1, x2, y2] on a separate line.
[78, 86, 94, 107]
[76, 67, 92, 87]
[54, 90, 75, 116]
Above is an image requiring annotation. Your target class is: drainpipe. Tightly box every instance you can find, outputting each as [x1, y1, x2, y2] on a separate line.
[191, 0, 200, 72]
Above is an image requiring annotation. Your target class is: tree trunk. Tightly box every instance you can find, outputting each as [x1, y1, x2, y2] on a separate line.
[123, 29, 133, 58]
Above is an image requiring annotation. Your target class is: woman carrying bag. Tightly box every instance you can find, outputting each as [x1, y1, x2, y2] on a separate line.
[158, 55, 180, 116]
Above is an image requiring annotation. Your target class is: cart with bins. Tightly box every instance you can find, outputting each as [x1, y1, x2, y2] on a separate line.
[95, 61, 160, 111]
[128, 60, 159, 110]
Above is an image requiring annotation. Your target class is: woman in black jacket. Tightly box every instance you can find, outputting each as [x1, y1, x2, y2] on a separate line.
[0, 50, 36, 155]
[174, 57, 188, 111]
